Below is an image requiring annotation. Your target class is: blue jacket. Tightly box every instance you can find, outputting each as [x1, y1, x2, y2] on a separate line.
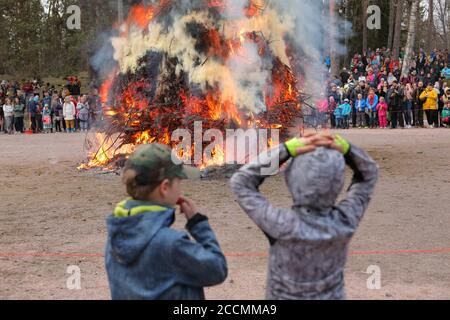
[28, 100, 38, 116]
[105, 199, 228, 300]
[354, 99, 367, 112]
[365, 95, 379, 111]
[338, 103, 352, 116]
[42, 96, 52, 108]
[442, 67, 450, 80]
[333, 107, 342, 119]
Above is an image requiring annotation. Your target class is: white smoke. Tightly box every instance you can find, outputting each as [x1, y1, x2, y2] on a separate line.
[227, 42, 271, 113]
[272, 0, 350, 97]
[99, 0, 349, 114]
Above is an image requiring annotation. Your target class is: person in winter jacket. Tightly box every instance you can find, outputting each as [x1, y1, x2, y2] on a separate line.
[333, 106, 343, 129]
[316, 97, 329, 129]
[230, 133, 379, 300]
[414, 81, 426, 127]
[105, 144, 227, 300]
[404, 83, 415, 128]
[42, 104, 52, 134]
[444, 88, 450, 106]
[420, 83, 439, 128]
[34, 94, 43, 133]
[387, 80, 405, 129]
[376, 97, 389, 129]
[441, 64, 450, 80]
[441, 100, 450, 127]
[42, 91, 51, 110]
[28, 95, 40, 133]
[354, 94, 367, 128]
[366, 70, 376, 87]
[77, 95, 90, 132]
[366, 89, 379, 128]
[63, 96, 76, 133]
[328, 96, 338, 129]
[434, 82, 445, 127]
[2, 98, 14, 134]
[51, 94, 64, 133]
[337, 99, 352, 129]
[13, 97, 25, 133]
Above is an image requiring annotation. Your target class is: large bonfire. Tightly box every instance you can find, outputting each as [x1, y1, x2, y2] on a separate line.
[80, 0, 308, 170]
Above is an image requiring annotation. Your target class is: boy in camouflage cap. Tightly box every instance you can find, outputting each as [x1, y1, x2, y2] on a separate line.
[105, 143, 227, 300]
[230, 133, 379, 300]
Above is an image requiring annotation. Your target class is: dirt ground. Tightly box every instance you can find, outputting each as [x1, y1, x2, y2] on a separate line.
[1, 129, 450, 300]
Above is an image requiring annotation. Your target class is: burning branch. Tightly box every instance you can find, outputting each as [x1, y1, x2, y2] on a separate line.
[81, 0, 305, 170]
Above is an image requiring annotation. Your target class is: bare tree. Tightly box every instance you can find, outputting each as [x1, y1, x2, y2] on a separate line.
[435, 0, 449, 49]
[387, 0, 396, 50]
[343, 0, 349, 66]
[402, 0, 419, 77]
[392, 0, 405, 60]
[427, 0, 435, 51]
[362, 0, 369, 53]
[329, 0, 339, 76]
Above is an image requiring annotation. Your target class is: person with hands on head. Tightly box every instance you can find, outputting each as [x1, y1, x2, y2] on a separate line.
[420, 83, 439, 128]
[230, 132, 379, 300]
[105, 143, 227, 300]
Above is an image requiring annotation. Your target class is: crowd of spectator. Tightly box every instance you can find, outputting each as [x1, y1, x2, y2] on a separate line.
[0, 77, 102, 135]
[319, 47, 450, 129]
[2, 48, 450, 135]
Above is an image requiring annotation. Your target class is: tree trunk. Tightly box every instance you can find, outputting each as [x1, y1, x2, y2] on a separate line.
[447, 0, 450, 49]
[392, 0, 404, 61]
[387, 0, 396, 50]
[343, 0, 349, 66]
[118, 0, 124, 24]
[406, 0, 413, 30]
[427, 0, 434, 52]
[402, 0, 419, 77]
[329, 0, 339, 76]
[362, 0, 369, 54]
[436, 0, 449, 50]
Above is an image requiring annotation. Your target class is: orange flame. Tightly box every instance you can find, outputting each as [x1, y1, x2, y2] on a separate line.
[81, 1, 300, 170]
[126, 5, 156, 29]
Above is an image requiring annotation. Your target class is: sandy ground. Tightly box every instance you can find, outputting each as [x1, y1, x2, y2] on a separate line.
[1, 129, 450, 300]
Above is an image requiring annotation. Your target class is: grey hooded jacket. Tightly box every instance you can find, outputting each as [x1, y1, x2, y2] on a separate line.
[230, 143, 379, 300]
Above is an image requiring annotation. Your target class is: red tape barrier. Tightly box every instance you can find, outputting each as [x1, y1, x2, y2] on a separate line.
[1, 248, 450, 258]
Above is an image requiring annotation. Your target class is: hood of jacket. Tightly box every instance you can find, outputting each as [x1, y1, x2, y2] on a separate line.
[106, 199, 175, 266]
[285, 147, 345, 211]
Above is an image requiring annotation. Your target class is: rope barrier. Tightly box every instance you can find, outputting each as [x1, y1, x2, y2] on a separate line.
[2, 248, 450, 258]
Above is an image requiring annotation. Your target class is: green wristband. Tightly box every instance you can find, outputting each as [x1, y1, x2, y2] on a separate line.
[285, 138, 307, 157]
[334, 134, 351, 155]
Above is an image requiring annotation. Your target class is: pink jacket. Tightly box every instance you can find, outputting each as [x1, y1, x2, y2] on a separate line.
[317, 99, 328, 113]
[376, 102, 388, 117]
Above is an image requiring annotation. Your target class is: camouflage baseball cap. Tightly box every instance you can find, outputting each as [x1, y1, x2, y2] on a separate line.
[126, 143, 200, 186]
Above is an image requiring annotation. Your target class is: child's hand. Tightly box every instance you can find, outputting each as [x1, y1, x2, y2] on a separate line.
[285, 133, 333, 157]
[177, 196, 198, 220]
[300, 132, 335, 153]
[329, 135, 351, 155]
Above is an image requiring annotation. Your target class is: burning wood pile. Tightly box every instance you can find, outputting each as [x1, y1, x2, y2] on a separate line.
[80, 0, 308, 170]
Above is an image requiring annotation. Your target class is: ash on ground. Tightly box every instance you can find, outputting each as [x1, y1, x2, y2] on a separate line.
[200, 164, 243, 180]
